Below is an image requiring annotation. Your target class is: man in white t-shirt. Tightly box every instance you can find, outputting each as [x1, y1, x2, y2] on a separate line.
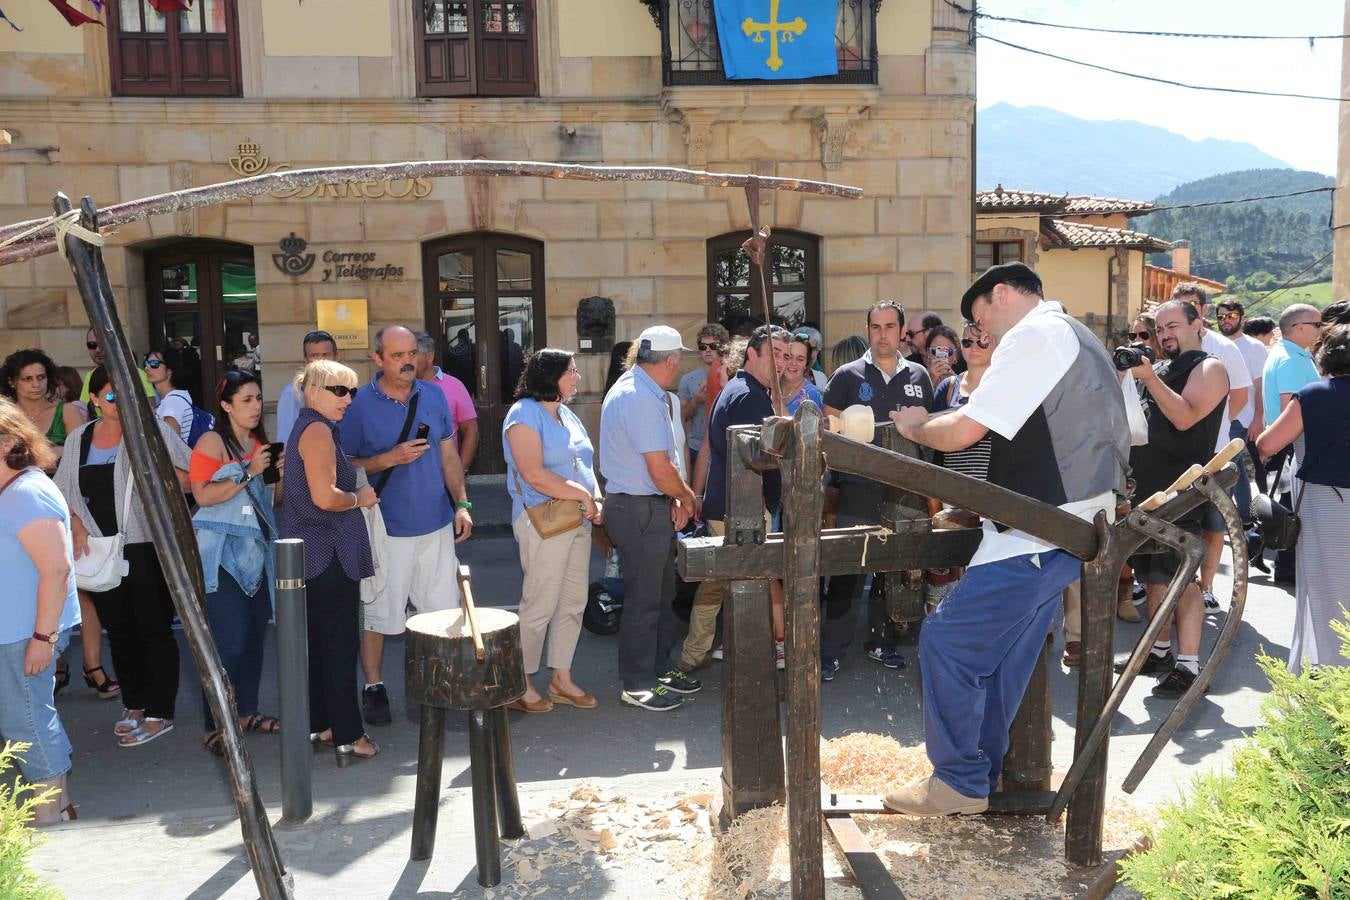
[1170, 284, 1250, 609]
[886, 263, 1128, 816]
[1215, 298, 1268, 520]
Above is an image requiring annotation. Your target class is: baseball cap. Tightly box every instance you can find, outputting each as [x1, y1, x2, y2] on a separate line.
[960, 262, 1043, 321]
[636, 324, 692, 353]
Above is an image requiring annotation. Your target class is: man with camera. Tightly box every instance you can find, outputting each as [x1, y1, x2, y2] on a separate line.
[1125, 300, 1230, 698]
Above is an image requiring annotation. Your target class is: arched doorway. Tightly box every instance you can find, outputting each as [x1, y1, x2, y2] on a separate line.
[422, 232, 545, 475]
[144, 239, 257, 403]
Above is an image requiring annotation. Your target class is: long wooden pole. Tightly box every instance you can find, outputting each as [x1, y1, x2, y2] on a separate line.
[0, 161, 861, 266]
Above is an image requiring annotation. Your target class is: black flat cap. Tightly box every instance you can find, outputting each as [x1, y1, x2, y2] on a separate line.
[960, 262, 1043, 321]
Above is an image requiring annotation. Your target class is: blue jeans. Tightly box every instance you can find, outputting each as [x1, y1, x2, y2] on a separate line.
[919, 550, 1080, 799]
[0, 631, 73, 782]
[1228, 420, 1253, 523]
[201, 569, 271, 731]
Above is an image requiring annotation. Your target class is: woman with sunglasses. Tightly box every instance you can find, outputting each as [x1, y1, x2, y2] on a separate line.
[190, 371, 282, 755]
[1128, 315, 1163, 363]
[280, 360, 379, 766]
[923, 325, 963, 388]
[144, 346, 203, 447]
[54, 367, 192, 748]
[782, 332, 824, 414]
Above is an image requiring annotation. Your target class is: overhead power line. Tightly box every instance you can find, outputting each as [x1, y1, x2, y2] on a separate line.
[946, 1, 1349, 42]
[977, 33, 1350, 103]
[1245, 250, 1334, 312]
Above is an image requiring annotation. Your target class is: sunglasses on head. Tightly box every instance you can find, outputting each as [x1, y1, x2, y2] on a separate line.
[1128, 331, 1152, 341]
[86, 341, 99, 350]
[322, 384, 358, 398]
[960, 337, 989, 349]
[304, 330, 335, 344]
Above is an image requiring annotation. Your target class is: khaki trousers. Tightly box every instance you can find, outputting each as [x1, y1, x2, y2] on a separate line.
[513, 513, 593, 674]
[1062, 579, 1081, 643]
[680, 520, 726, 670]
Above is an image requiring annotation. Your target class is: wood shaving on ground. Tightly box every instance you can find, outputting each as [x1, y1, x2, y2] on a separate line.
[479, 734, 1154, 898]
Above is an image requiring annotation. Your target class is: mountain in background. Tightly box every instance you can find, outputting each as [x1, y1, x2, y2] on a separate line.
[1138, 169, 1334, 291]
[976, 104, 1294, 199]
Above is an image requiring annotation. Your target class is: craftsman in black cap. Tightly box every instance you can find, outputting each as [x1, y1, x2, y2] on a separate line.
[880, 261, 1128, 816]
[960, 262, 1043, 324]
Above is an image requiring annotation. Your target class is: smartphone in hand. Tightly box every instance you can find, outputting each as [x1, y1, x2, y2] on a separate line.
[262, 442, 284, 485]
[415, 423, 430, 443]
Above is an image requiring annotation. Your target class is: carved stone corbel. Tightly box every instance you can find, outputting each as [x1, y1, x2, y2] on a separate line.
[681, 113, 716, 169]
[816, 113, 852, 171]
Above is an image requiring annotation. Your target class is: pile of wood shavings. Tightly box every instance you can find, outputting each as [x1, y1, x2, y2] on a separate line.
[817, 731, 1155, 899]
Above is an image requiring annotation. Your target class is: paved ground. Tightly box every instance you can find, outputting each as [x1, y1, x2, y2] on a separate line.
[25, 531, 1295, 899]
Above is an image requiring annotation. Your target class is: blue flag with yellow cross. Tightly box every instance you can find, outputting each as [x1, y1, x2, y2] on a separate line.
[714, 0, 840, 80]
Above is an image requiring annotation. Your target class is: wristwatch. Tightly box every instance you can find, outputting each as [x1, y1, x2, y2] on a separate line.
[32, 631, 58, 645]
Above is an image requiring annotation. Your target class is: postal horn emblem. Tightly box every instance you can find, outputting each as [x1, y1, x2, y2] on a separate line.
[272, 232, 315, 277]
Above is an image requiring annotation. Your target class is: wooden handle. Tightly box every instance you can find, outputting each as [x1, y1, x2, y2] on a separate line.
[1203, 438, 1245, 475]
[1137, 464, 1204, 512]
[457, 564, 486, 663]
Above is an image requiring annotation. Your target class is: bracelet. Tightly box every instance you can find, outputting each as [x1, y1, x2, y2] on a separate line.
[455, 500, 473, 510]
[349, 491, 359, 510]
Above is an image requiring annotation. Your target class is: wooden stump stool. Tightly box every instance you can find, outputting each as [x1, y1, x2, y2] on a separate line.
[405, 606, 527, 886]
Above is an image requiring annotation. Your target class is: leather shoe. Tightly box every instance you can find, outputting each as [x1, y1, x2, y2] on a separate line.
[548, 689, 598, 709]
[1061, 640, 1081, 668]
[883, 775, 988, 816]
[506, 696, 553, 714]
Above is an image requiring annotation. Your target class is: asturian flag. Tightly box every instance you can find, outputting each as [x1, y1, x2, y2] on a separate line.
[714, 0, 839, 80]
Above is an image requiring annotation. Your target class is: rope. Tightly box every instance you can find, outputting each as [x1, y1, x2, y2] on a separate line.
[859, 526, 891, 569]
[0, 209, 105, 258]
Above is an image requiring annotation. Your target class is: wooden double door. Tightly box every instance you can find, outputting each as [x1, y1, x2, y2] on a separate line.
[422, 233, 545, 474]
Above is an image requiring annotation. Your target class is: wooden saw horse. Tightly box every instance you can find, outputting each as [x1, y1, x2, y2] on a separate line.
[677, 403, 1248, 899]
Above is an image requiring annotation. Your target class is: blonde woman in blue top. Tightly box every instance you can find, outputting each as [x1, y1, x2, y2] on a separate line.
[504, 349, 602, 713]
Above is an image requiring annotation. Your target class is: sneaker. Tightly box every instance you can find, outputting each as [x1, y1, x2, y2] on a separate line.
[821, 657, 840, 682]
[1132, 581, 1146, 604]
[1202, 589, 1220, 610]
[1152, 666, 1201, 699]
[774, 641, 786, 670]
[710, 645, 724, 661]
[656, 669, 702, 694]
[1116, 651, 1175, 676]
[866, 646, 906, 670]
[621, 686, 684, 711]
[362, 683, 392, 726]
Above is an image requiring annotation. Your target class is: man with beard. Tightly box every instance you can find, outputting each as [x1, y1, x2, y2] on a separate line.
[78, 326, 155, 416]
[1213, 299, 1268, 539]
[1126, 300, 1230, 698]
[887, 263, 1128, 815]
[341, 325, 474, 725]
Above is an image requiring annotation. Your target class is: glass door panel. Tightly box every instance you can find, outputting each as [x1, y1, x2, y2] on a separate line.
[440, 294, 480, 399]
[496, 295, 534, 402]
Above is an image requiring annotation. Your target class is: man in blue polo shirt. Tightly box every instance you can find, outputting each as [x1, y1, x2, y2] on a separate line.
[599, 324, 700, 711]
[1261, 303, 1324, 584]
[341, 325, 473, 725]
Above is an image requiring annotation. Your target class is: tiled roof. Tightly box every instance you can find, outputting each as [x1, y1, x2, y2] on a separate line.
[976, 186, 1155, 217]
[1063, 196, 1155, 216]
[1041, 219, 1172, 252]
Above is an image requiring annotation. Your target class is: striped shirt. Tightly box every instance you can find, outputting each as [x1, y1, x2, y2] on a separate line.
[931, 375, 991, 482]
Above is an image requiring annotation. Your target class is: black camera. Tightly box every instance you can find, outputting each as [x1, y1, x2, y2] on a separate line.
[1112, 344, 1155, 371]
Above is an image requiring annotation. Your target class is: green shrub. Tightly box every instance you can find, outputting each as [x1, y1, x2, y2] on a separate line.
[1120, 620, 1350, 899]
[0, 742, 61, 900]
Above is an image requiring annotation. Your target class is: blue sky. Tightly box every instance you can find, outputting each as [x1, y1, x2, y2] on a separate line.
[974, 0, 1342, 174]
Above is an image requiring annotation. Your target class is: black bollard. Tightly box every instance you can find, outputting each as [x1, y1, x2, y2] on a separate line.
[274, 538, 311, 823]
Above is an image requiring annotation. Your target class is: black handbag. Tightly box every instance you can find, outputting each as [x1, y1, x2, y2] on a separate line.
[1252, 458, 1303, 552]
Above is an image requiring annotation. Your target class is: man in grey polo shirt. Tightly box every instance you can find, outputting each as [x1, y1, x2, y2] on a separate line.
[600, 325, 701, 711]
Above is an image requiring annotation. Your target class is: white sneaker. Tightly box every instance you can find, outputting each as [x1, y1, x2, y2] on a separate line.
[710, 645, 724, 661]
[774, 640, 785, 670]
[1202, 589, 1220, 610]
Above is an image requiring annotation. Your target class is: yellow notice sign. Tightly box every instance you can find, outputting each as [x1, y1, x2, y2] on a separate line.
[315, 299, 369, 350]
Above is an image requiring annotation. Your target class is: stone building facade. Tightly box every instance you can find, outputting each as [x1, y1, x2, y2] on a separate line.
[0, 0, 974, 473]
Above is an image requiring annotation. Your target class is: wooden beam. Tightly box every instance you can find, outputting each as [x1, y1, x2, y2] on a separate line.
[824, 815, 906, 900]
[678, 526, 981, 581]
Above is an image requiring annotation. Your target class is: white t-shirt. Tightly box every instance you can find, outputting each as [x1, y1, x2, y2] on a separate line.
[961, 300, 1116, 566]
[667, 392, 688, 481]
[1200, 330, 1251, 451]
[1231, 333, 1268, 429]
[155, 388, 195, 445]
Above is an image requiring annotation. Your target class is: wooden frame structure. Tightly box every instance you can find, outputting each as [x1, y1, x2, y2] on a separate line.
[677, 407, 1248, 898]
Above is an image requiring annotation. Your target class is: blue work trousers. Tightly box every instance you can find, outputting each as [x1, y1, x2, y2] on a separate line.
[919, 549, 1080, 799]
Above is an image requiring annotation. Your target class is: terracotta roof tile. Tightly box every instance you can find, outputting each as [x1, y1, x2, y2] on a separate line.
[1041, 219, 1172, 252]
[1063, 196, 1155, 216]
[976, 187, 1155, 217]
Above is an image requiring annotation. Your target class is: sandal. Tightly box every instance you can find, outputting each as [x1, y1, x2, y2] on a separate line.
[241, 714, 282, 735]
[335, 734, 378, 767]
[119, 717, 173, 748]
[83, 666, 121, 700]
[54, 659, 70, 696]
[203, 731, 225, 757]
[113, 708, 144, 736]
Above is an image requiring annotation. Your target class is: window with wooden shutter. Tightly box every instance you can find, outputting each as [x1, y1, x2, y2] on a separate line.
[416, 0, 537, 98]
[109, 0, 240, 97]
